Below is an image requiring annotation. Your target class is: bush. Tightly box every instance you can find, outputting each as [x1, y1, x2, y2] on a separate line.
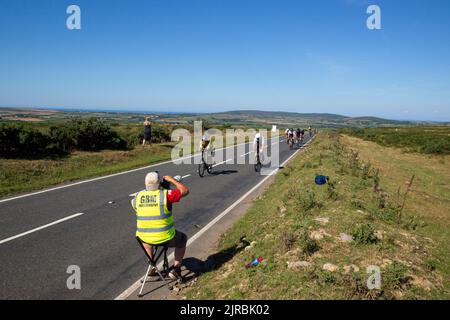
[0, 123, 56, 158]
[298, 229, 320, 257]
[296, 189, 322, 212]
[383, 261, 409, 290]
[151, 125, 171, 143]
[65, 118, 128, 151]
[0, 123, 22, 157]
[351, 223, 378, 245]
[0, 118, 129, 158]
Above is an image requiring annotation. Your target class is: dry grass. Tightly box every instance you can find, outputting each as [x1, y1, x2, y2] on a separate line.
[182, 132, 449, 300]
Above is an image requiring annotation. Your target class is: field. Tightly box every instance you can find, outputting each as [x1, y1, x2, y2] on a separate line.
[0, 144, 174, 196]
[183, 131, 450, 299]
[341, 126, 450, 155]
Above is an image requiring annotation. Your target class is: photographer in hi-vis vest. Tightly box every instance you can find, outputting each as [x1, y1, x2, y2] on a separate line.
[131, 172, 189, 280]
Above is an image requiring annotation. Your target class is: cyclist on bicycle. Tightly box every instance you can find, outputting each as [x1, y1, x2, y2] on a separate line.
[288, 129, 294, 141]
[200, 134, 215, 161]
[253, 132, 264, 159]
[199, 135, 210, 151]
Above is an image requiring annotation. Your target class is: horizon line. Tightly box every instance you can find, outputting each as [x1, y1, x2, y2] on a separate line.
[0, 105, 448, 123]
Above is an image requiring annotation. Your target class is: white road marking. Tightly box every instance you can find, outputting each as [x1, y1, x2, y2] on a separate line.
[212, 158, 233, 168]
[0, 213, 85, 245]
[115, 135, 315, 300]
[240, 139, 284, 157]
[0, 138, 272, 204]
[181, 174, 191, 179]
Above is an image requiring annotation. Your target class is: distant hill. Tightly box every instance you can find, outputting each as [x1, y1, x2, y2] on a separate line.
[166, 110, 422, 128]
[1, 107, 447, 128]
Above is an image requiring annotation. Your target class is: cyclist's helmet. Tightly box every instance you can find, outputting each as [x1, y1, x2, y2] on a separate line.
[202, 135, 209, 141]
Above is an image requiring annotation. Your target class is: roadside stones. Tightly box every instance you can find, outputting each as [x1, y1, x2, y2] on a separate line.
[375, 230, 384, 240]
[323, 263, 339, 272]
[339, 233, 353, 243]
[244, 241, 257, 251]
[343, 264, 360, 274]
[287, 261, 312, 270]
[314, 217, 329, 225]
[310, 229, 332, 240]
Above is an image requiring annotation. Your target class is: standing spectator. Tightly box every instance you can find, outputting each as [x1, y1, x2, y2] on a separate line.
[143, 117, 152, 146]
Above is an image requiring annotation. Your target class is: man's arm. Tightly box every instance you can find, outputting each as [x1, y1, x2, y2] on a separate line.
[131, 195, 138, 212]
[163, 175, 189, 197]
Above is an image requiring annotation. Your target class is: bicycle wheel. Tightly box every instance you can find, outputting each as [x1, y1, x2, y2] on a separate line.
[198, 163, 206, 177]
[254, 154, 261, 172]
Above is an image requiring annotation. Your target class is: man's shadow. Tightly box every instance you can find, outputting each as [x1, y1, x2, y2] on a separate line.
[181, 236, 250, 282]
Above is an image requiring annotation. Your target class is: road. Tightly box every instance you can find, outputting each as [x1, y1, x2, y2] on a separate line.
[0, 134, 314, 299]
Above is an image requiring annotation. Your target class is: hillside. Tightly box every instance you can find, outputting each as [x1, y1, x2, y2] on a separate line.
[182, 132, 450, 299]
[2, 107, 442, 128]
[158, 110, 423, 128]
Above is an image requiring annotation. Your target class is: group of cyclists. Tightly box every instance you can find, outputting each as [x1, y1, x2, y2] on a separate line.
[198, 126, 313, 176]
[285, 126, 311, 149]
[198, 132, 265, 175]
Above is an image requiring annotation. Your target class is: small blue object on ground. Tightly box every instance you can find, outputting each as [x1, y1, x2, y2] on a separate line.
[315, 175, 329, 185]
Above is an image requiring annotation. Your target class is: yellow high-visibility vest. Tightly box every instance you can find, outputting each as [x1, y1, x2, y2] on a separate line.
[131, 189, 175, 244]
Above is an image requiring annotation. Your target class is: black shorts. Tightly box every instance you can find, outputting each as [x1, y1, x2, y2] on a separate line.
[161, 230, 187, 248]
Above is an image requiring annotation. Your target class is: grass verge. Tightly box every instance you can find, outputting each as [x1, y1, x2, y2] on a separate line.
[0, 144, 173, 197]
[182, 131, 450, 300]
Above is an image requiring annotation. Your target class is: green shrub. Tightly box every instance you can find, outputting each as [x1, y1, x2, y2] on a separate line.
[383, 261, 409, 289]
[151, 125, 171, 143]
[298, 229, 320, 257]
[0, 123, 56, 158]
[0, 123, 23, 157]
[351, 223, 378, 245]
[0, 118, 129, 159]
[296, 189, 322, 212]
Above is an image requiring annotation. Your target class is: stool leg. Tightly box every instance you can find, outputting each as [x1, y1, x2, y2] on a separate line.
[138, 263, 152, 297]
[156, 268, 167, 286]
[163, 249, 169, 273]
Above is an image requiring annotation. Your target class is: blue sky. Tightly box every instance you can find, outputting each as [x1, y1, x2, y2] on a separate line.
[0, 0, 449, 121]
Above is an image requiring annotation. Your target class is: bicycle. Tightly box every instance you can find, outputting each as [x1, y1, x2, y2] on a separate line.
[254, 141, 262, 172]
[198, 148, 213, 177]
[288, 136, 294, 150]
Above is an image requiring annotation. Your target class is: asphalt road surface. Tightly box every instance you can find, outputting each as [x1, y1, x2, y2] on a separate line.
[0, 134, 314, 299]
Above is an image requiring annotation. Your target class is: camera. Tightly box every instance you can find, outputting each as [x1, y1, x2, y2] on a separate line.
[157, 172, 182, 189]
